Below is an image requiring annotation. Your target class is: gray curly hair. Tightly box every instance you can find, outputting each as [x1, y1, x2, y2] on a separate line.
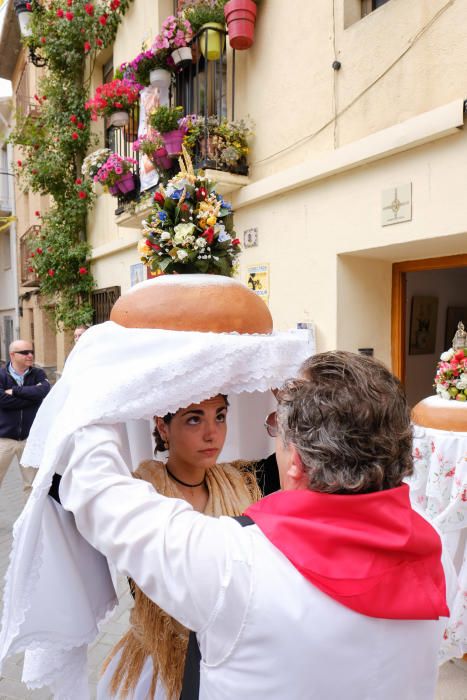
[276, 351, 414, 494]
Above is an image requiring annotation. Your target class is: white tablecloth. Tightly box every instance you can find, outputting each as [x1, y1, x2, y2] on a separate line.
[407, 423, 467, 662]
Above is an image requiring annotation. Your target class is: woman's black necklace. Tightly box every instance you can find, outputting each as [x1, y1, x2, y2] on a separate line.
[166, 465, 205, 488]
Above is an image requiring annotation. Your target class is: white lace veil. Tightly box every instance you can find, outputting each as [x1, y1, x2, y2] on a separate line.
[0, 281, 312, 698]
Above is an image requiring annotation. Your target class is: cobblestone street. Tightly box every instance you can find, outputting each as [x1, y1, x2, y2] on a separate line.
[0, 461, 465, 699]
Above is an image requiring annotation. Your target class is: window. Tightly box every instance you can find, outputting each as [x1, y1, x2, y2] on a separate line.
[2, 231, 11, 271]
[92, 286, 121, 324]
[362, 0, 391, 16]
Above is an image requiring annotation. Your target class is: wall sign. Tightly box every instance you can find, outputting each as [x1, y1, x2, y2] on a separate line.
[246, 264, 269, 304]
[382, 183, 412, 226]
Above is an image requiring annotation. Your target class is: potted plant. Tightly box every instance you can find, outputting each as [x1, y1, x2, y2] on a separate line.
[183, 114, 252, 174]
[224, 0, 259, 50]
[148, 105, 185, 156]
[133, 132, 174, 171]
[115, 48, 173, 90]
[94, 153, 138, 196]
[154, 15, 193, 68]
[138, 160, 241, 276]
[180, 0, 226, 61]
[85, 79, 140, 127]
[81, 148, 112, 194]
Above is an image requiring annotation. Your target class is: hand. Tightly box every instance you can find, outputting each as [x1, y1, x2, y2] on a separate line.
[4, 389, 12, 396]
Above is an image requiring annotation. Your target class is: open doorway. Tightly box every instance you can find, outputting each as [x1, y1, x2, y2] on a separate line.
[392, 255, 467, 407]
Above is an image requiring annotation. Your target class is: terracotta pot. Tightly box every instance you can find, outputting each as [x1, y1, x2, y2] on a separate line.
[162, 129, 185, 157]
[108, 110, 129, 128]
[224, 0, 257, 50]
[199, 22, 225, 61]
[117, 172, 136, 194]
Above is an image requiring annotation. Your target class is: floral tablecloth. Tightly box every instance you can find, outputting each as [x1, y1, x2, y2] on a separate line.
[407, 424, 467, 662]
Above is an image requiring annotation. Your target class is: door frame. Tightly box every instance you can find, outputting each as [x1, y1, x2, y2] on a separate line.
[391, 254, 467, 383]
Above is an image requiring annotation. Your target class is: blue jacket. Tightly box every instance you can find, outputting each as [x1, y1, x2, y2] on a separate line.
[0, 364, 50, 441]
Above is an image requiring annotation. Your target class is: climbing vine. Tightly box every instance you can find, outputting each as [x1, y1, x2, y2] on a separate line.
[11, 0, 132, 328]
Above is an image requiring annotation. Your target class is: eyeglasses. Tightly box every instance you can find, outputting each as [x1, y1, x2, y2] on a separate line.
[264, 411, 278, 438]
[13, 350, 34, 356]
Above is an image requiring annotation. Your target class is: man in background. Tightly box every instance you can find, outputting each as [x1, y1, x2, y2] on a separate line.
[0, 340, 50, 494]
[73, 325, 91, 344]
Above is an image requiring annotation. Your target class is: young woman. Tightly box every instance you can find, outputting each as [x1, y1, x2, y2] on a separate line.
[98, 394, 264, 700]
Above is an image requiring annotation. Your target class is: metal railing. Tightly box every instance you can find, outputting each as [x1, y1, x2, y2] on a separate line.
[105, 105, 141, 214]
[92, 285, 121, 323]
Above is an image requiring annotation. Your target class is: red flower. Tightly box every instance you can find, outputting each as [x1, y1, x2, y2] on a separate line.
[65, 11, 74, 20]
[48, 269, 55, 277]
[72, 132, 79, 140]
[96, 38, 103, 47]
[75, 178, 82, 185]
[110, 0, 120, 8]
[34, 210, 40, 217]
[196, 187, 207, 200]
[203, 227, 215, 245]
[67, 0, 72, 5]
[98, 14, 108, 25]
[84, 3, 94, 15]
[154, 191, 165, 204]
[31, 169, 38, 175]
[78, 267, 88, 275]
[231, 238, 240, 246]
[42, 95, 47, 100]
[17, 160, 22, 167]
[56, 8, 64, 17]
[70, 114, 77, 124]
[36, 247, 43, 254]
[26, 2, 31, 9]
[84, 41, 91, 53]
[40, 36, 46, 44]
[78, 190, 87, 199]
[28, 266, 34, 273]
[30, 252, 35, 258]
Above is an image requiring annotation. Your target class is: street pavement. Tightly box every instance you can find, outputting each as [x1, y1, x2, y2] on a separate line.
[0, 459, 465, 699]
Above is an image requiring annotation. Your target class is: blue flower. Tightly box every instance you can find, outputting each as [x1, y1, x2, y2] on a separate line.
[220, 198, 231, 210]
[170, 189, 183, 200]
[158, 211, 167, 221]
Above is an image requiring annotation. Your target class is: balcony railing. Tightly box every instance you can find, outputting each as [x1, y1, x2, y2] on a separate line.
[106, 105, 141, 214]
[20, 224, 41, 287]
[92, 286, 121, 323]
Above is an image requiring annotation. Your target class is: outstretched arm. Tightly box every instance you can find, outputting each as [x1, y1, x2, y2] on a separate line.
[59, 423, 239, 633]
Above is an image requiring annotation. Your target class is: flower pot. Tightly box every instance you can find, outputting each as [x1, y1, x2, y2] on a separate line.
[171, 46, 192, 67]
[108, 110, 129, 128]
[199, 22, 225, 61]
[92, 181, 104, 195]
[224, 0, 257, 50]
[117, 172, 136, 194]
[149, 68, 172, 88]
[108, 183, 120, 196]
[162, 129, 185, 157]
[153, 147, 173, 170]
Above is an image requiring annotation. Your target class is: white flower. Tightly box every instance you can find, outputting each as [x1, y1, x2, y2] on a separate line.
[173, 223, 195, 244]
[195, 237, 206, 249]
[456, 379, 467, 391]
[217, 224, 231, 243]
[177, 250, 188, 260]
[160, 231, 171, 241]
[437, 386, 451, 400]
[440, 349, 455, 361]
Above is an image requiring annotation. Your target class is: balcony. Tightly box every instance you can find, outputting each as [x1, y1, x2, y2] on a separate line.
[20, 225, 41, 288]
[0, 173, 12, 217]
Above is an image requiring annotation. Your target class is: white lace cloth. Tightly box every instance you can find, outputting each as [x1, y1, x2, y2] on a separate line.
[407, 413, 467, 663]
[0, 321, 312, 699]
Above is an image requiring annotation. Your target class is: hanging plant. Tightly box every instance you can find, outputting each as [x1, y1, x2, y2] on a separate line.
[10, 0, 133, 329]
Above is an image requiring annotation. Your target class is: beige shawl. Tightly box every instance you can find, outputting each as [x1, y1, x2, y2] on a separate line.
[102, 460, 261, 699]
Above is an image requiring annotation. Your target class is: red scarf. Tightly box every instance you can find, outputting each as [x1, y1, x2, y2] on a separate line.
[245, 484, 449, 620]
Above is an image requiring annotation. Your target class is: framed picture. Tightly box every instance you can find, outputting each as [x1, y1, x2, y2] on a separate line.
[130, 263, 145, 287]
[409, 296, 438, 355]
[445, 306, 467, 349]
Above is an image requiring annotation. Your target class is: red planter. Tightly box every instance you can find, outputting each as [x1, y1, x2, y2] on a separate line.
[162, 129, 185, 157]
[117, 172, 136, 194]
[153, 147, 173, 170]
[224, 0, 257, 50]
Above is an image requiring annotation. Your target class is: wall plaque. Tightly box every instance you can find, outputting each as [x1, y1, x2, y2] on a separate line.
[382, 183, 412, 226]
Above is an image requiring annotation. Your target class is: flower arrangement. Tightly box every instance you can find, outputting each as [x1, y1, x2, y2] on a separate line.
[178, 0, 226, 32]
[153, 15, 193, 51]
[115, 48, 173, 88]
[183, 115, 252, 172]
[85, 79, 140, 120]
[434, 346, 467, 401]
[81, 148, 112, 180]
[148, 105, 185, 133]
[138, 148, 240, 275]
[94, 153, 137, 187]
[133, 133, 165, 158]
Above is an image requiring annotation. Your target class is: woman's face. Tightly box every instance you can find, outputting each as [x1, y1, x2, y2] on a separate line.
[157, 395, 228, 471]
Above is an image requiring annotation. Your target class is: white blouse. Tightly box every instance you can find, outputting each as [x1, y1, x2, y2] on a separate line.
[61, 423, 452, 700]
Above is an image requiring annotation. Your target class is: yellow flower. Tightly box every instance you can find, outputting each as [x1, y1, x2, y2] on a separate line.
[137, 239, 152, 256]
[206, 216, 217, 226]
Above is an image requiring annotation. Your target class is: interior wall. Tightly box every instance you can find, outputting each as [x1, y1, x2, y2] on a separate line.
[405, 266, 467, 407]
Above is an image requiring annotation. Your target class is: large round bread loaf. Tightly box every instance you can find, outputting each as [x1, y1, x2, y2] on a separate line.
[110, 275, 273, 334]
[411, 395, 467, 432]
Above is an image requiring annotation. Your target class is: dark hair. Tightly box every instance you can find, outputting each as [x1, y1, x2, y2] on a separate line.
[152, 394, 229, 454]
[276, 351, 413, 494]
